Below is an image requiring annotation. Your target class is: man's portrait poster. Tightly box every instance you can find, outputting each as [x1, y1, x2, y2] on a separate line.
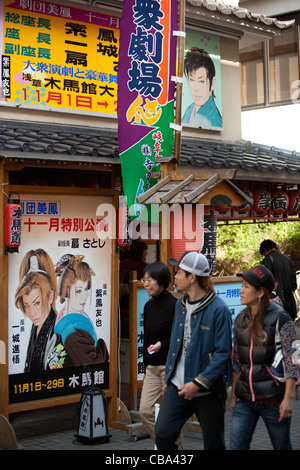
[182, 31, 223, 130]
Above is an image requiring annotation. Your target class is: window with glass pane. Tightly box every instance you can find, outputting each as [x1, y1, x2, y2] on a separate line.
[269, 23, 299, 103]
[240, 41, 264, 106]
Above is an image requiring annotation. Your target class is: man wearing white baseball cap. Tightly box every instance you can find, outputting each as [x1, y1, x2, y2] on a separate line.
[155, 251, 232, 450]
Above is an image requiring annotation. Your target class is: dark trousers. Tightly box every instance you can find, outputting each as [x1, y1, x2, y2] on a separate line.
[155, 382, 226, 450]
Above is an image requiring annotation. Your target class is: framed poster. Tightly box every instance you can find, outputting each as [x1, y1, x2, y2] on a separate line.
[182, 30, 223, 130]
[8, 193, 112, 404]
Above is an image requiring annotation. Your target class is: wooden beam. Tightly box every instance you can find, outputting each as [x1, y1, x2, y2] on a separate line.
[129, 272, 138, 411]
[108, 189, 120, 423]
[0, 160, 9, 418]
[173, 0, 185, 164]
[225, 179, 253, 204]
[160, 174, 195, 203]
[184, 174, 220, 203]
[136, 175, 171, 204]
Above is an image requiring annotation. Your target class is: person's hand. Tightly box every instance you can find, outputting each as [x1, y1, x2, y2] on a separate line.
[161, 383, 167, 396]
[147, 341, 161, 354]
[279, 396, 293, 422]
[177, 381, 200, 400]
[229, 395, 236, 412]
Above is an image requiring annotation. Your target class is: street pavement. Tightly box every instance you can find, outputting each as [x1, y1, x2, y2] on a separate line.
[5, 323, 300, 457]
[8, 388, 300, 452]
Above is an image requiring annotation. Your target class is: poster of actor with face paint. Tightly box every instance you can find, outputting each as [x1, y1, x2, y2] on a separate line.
[8, 194, 111, 403]
[182, 31, 223, 130]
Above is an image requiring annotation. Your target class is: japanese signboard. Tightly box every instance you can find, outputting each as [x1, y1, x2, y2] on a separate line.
[136, 285, 150, 381]
[137, 279, 243, 380]
[214, 279, 243, 330]
[1, 0, 120, 115]
[182, 30, 222, 130]
[8, 194, 112, 404]
[117, 0, 178, 217]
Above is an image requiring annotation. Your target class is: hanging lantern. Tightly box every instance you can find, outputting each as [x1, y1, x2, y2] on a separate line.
[271, 190, 289, 214]
[5, 193, 22, 253]
[288, 190, 300, 214]
[253, 189, 271, 215]
[234, 190, 254, 214]
[118, 195, 131, 247]
[212, 195, 231, 214]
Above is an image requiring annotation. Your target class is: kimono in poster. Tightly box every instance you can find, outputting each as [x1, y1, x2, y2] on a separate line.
[8, 194, 111, 404]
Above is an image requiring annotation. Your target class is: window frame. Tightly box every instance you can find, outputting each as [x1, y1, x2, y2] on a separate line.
[240, 12, 300, 110]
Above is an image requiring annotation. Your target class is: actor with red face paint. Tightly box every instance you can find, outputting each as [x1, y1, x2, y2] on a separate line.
[229, 265, 298, 450]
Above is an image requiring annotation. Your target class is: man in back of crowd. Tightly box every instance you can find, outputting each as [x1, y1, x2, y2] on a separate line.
[260, 239, 298, 320]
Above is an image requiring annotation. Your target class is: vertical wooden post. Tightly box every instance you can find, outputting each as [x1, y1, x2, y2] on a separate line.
[129, 271, 138, 411]
[0, 160, 9, 418]
[108, 189, 120, 422]
[174, 0, 186, 163]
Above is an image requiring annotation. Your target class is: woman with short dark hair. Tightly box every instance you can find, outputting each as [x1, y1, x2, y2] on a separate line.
[139, 261, 178, 444]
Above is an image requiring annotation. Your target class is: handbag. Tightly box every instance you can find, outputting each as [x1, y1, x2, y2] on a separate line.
[269, 317, 286, 383]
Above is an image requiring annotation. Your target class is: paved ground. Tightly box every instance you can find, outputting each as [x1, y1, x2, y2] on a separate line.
[7, 388, 300, 453]
[5, 323, 300, 457]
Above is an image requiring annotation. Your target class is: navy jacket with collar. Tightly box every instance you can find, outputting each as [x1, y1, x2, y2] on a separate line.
[164, 292, 232, 393]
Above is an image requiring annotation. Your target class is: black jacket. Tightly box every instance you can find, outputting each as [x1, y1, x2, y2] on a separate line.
[143, 290, 177, 369]
[234, 302, 287, 402]
[263, 249, 297, 318]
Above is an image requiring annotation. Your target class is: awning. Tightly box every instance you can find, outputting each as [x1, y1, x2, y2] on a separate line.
[136, 169, 252, 208]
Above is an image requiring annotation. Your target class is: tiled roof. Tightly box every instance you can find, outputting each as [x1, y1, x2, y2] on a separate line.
[136, 172, 250, 206]
[81, 0, 294, 32]
[0, 120, 120, 164]
[179, 138, 300, 175]
[0, 121, 299, 178]
[186, 0, 295, 31]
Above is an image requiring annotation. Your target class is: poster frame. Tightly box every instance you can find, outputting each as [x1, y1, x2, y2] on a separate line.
[0, 182, 119, 422]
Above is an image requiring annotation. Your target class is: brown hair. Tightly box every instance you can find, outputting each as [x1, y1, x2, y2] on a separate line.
[18, 249, 57, 305]
[183, 270, 215, 293]
[195, 275, 215, 293]
[246, 287, 270, 345]
[58, 261, 92, 303]
[15, 271, 54, 317]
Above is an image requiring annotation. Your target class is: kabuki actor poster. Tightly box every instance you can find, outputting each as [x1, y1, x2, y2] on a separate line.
[8, 194, 111, 403]
[117, 0, 178, 217]
[182, 31, 222, 130]
[1, 0, 120, 115]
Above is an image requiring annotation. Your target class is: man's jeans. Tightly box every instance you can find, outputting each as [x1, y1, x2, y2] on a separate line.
[155, 382, 226, 450]
[230, 399, 293, 450]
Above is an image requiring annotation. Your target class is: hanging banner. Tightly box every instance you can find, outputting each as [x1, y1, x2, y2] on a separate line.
[117, 0, 178, 217]
[8, 194, 112, 404]
[1, 0, 120, 115]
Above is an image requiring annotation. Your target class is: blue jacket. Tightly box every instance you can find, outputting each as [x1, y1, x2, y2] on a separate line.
[165, 292, 232, 392]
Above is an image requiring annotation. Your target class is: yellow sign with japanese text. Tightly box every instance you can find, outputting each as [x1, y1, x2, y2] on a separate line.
[1, 0, 120, 115]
